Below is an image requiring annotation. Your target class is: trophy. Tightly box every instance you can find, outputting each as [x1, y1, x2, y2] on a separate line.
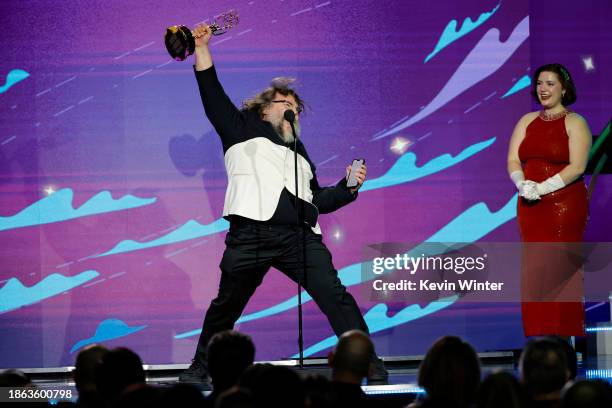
[164, 10, 239, 61]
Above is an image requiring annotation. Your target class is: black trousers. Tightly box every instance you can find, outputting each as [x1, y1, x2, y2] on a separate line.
[193, 220, 370, 365]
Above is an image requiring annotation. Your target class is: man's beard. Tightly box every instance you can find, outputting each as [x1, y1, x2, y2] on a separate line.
[275, 121, 300, 144]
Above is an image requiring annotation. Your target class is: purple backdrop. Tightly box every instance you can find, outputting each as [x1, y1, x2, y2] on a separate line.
[0, 0, 610, 368]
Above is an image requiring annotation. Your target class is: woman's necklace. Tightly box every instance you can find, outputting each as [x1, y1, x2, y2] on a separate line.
[539, 109, 570, 121]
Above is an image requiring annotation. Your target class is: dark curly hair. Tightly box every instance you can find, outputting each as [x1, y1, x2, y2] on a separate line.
[531, 63, 577, 106]
[242, 77, 305, 115]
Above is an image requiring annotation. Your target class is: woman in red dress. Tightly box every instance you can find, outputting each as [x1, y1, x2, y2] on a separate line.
[506, 63, 592, 337]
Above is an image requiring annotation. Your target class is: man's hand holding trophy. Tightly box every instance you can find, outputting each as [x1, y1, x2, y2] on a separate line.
[164, 10, 239, 61]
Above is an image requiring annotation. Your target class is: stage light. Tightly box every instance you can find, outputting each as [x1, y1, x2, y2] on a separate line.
[582, 56, 595, 72]
[585, 326, 612, 332]
[390, 137, 411, 155]
[332, 228, 342, 241]
[586, 369, 612, 379]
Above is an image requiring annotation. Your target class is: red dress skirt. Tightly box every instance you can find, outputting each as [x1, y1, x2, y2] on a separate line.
[517, 114, 588, 337]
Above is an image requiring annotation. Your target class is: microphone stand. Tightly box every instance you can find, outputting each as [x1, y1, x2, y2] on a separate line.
[285, 111, 305, 369]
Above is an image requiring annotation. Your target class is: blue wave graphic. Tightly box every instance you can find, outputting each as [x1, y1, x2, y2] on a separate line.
[502, 75, 531, 98]
[175, 193, 519, 339]
[175, 292, 316, 339]
[0, 69, 29, 94]
[374, 15, 529, 140]
[0, 188, 157, 232]
[293, 296, 459, 358]
[426, 193, 517, 242]
[361, 137, 495, 192]
[70, 318, 147, 353]
[96, 218, 230, 257]
[0, 271, 99, 314]
[424, 3, 500, 63]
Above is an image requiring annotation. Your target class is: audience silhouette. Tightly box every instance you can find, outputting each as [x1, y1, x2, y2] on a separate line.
[2, 333, 611, 408]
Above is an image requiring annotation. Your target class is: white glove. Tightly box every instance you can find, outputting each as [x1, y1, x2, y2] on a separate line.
[536, 173, 566, 196]
[520, 181, 540, 201]
[510, 170, 541, 200]
[510, 170, 525, 189]
[511, 170, 539, 200]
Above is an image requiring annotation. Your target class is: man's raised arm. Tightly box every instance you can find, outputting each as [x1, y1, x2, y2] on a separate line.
[193, 24, 213, 71]
[192, 24, 244, 149]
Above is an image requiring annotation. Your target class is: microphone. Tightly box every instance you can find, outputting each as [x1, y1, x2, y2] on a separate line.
[283, 109, 296, 123]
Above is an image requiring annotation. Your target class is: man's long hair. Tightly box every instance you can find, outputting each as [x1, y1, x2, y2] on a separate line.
[242, 77, 305, 116]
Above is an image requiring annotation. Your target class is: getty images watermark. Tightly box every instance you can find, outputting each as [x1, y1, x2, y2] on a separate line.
[370, 252, 502, 292]
[361, 242, 612, 303]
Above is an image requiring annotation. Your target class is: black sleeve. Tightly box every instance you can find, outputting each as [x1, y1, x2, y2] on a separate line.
[310, 172, 358, 214]
[194, 65, 246, 151]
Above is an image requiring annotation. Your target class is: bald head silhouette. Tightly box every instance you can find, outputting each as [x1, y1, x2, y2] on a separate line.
[328, 330, 374, 384]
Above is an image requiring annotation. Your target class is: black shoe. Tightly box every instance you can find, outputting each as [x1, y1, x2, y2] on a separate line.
[178, 360, 210, 386]
[367, 356, 389, 385]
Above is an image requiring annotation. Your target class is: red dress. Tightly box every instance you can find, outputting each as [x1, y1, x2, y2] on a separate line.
[517, 113, 588, 337]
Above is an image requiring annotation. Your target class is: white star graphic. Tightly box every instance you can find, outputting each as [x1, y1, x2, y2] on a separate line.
[390, 137, 411, 155]
[44, 186, 55, 196]
[583, 56, 595, 71]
